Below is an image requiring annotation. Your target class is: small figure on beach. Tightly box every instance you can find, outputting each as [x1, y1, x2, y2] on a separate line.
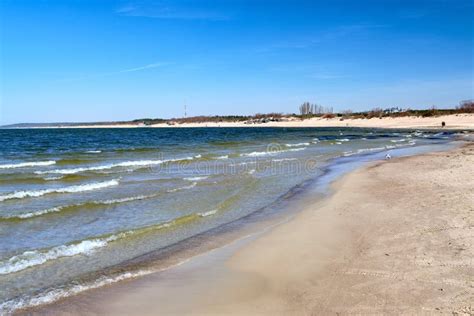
[441, 121, 446, 127]
[385, 153, 392, 160]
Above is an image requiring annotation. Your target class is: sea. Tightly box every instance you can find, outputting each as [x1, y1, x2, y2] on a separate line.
[0, 127, 458, 313]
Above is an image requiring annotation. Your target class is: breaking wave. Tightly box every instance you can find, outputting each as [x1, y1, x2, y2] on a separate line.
[183, 176, 208, 181]
[0, 180, 119, 202]
[0, 233, 130, 275]
[198, 209, 218, 217]
[167, 182, 197, 193]
[35, 157, 198, 175]
[0, 208, 214, 276]
[285, 142, 310, 147]
[241, 147, 306, 157]
[0, 268, 156, 314]
[0, 193, 155, 221]
[0, 161, 56, 169]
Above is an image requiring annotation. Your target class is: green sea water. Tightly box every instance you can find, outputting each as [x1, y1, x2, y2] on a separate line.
[0, 127, 456, 313]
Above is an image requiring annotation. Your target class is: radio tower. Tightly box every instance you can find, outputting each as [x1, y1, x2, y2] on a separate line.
[184, 102, 187, 118]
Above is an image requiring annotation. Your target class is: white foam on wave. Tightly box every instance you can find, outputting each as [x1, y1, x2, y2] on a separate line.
[0, 232, 129, 275]
[1, 193, 157, 221]
[0, 210, 221, 313]
[3, 206, 65, 220]
[336, 138, 350, 142]
[35, 157, 196, 175]
[285, 142, 310, 147]
[228, 161, 256, 167]
[198, 209, 218, 217]
[0, 161, 56, 169]
[167, 182, 197, 193]
[99, 195, 152, 205]
[351, 141, 418, 156]
[0, 268, 154, 314]
[241, 147, 306, 157]
[184, 176, 208, 181]
[216, 155, 229, 159]
[86, 150, 102, 153]
[44, 175, 64, 181]
[272, 158, 297, 162]
[0, 179, 119, 202]
[390, 139, 407, 143]
[240, 151, 269, 157]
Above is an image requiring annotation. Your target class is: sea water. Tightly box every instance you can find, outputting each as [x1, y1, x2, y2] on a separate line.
[0, 127, 457, 312]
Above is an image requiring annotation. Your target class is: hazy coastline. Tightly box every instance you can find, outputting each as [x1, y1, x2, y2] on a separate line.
[2, 113, 474, 131]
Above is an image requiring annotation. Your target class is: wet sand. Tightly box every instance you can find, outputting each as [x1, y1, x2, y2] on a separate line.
[27, 142, 473, 315]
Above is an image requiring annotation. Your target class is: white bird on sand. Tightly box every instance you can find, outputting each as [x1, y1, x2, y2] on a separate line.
[385, 153, 392, 160]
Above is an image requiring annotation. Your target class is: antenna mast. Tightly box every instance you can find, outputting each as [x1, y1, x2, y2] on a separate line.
[184, 101, 187, 118]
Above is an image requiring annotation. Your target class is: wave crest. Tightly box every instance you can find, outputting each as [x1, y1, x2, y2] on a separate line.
[0, 161, 56, 169]
[241, 147, 306, 157]
[35, 157, 197, 175]
[0, 233, 128, 275]
[0, 180, 119, 202]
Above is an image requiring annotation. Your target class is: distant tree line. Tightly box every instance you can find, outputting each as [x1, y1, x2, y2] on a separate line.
[299, 102, 333, 115]
[457, 99, 474, 113]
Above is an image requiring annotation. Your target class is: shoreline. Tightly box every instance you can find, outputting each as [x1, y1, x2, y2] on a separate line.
[3, 114, 474, 130]
[22, 141, 473, 315]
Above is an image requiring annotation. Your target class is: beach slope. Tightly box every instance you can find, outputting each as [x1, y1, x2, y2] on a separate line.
[29, 143, 473, 315]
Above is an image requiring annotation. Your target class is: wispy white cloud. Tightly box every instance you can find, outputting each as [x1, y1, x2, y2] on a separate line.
[117, 62, 167, 73]
[57, 62, 169, 82]
[257, 23, 389, 53]
[116, 2, 230, 20]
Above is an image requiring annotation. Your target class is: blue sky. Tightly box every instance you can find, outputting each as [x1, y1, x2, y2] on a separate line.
[1, 0, 473, 124]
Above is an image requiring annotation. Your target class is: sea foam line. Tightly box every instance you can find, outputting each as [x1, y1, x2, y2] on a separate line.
[198, 209, 218, 217]
[167, 182, 197, 193]
[0, 233, 129, 275]
[241, 147, 306, 157]
[0, 161, 56, 169]
[5, 206, 65, 219]
[0, 210, 208, 276]
[183, 176, 208, 181]
[1, 194, 155, 221]
[285, 142, 310, 147]
[0, 211, 219, 313]
[0, 269, 154, 314]
[35, 156, 197, 175]
[0, 179, 119, 202]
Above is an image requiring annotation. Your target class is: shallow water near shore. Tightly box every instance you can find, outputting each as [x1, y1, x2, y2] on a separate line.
[0, 127, 460, 313]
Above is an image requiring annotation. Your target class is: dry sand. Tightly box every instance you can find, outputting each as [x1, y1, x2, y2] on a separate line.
[28, 142, 473, 315]
[15, 114, 474, 130]
[151, 114, 474, 130]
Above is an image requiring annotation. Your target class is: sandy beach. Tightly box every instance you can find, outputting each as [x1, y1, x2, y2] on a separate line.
[10, 114, 474, 130]
[4, 1, 473, 314]
[28, 141, 473, 315]
[151, 114, 474, 130]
